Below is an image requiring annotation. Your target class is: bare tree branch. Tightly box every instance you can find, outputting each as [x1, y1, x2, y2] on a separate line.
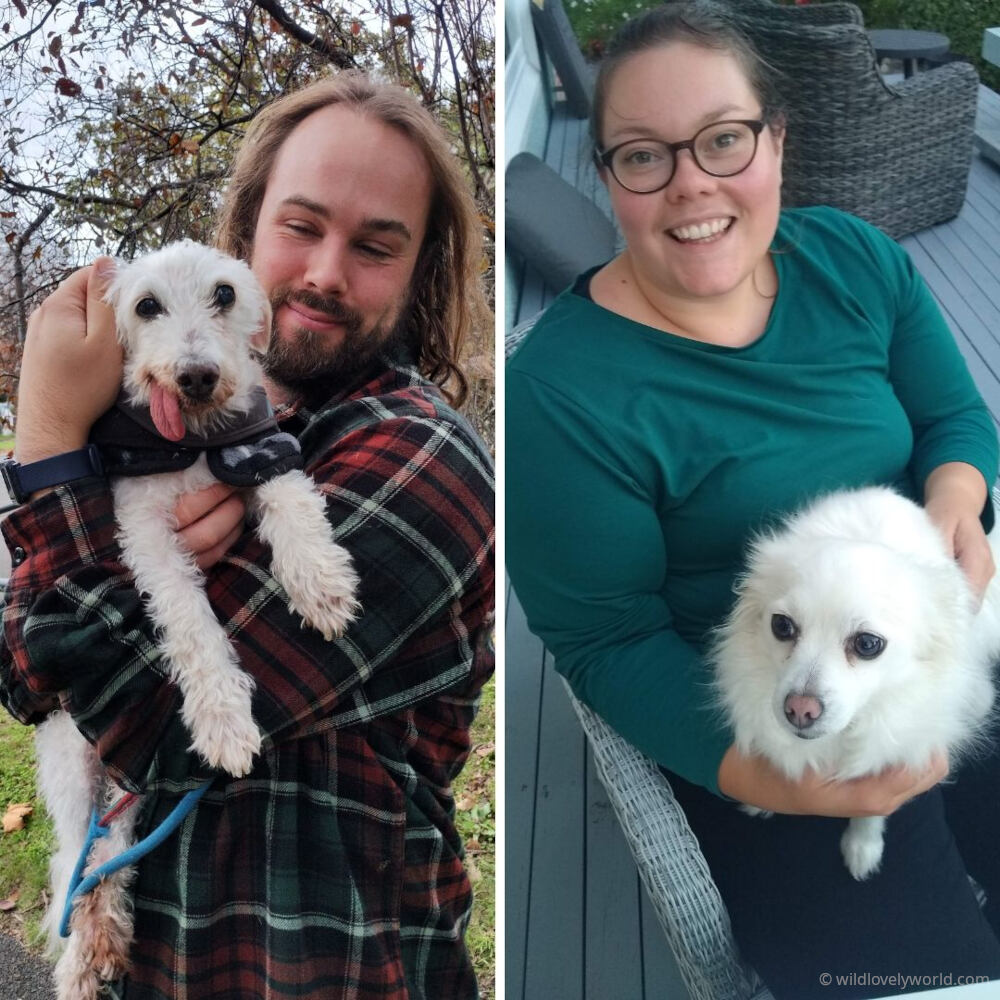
[12, 203, 54, 343]
[250, 0, 356, 69]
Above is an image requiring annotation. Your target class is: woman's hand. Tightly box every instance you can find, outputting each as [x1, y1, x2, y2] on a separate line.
[173, 484, 247, 572]
[924, 462, 994, 604]
[16, 260, 123, 464]
[717, 745, 949, 817]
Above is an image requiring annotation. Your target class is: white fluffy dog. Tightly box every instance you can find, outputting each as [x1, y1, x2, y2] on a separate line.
[34, 240, 360, 1000]
[712, 486, 1000, 881]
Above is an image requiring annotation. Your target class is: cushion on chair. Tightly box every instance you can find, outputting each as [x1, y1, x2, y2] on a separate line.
[505, 152, 617, 293]
[530, 0, 594, 119]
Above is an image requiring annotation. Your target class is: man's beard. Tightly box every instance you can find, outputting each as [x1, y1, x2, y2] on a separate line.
[260, 285, 410, 395]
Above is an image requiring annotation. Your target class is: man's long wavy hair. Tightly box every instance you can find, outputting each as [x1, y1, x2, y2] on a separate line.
[214, 72, 487, 408]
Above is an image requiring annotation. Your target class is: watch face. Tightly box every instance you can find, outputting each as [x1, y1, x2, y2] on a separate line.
[0, 461, 23, 503]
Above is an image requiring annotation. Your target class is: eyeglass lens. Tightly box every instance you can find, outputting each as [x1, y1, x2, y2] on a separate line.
[611, 121, 759, 193]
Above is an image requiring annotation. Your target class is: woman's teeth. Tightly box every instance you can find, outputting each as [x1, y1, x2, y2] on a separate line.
[669, 218, 733, 242]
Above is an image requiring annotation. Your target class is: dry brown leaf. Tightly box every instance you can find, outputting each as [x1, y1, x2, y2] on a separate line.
[2, 802, 32, 834]
[55, 77, 82, 98]
[456, 793, 476, 812]
[474, 742, 494, 758]
[0, 890, 20, 911]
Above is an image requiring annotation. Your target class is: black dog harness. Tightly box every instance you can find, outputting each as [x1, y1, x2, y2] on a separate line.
[90, 386, 302, 486]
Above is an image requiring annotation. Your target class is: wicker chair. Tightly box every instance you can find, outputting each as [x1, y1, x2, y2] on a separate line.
[720, 4, 979, 238]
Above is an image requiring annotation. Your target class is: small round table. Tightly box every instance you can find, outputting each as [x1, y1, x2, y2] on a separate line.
[867, 29, 950, 78]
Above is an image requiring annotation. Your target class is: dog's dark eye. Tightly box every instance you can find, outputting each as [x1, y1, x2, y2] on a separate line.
[851, 632, 886, 660]
[136, 297, 162, 319]
[770, 613, 798, 642]
[214, 284, 235, 309]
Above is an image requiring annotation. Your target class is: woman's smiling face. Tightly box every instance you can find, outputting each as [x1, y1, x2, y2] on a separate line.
[598, 41, 784, 302]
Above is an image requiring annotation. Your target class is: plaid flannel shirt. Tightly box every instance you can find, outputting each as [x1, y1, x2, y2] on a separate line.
[0, 359, 495, 1000]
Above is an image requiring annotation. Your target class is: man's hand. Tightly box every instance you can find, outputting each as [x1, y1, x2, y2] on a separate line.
[16, 259, 123, 464]
[174, 484, 247, 571]
[717, 745, 949, 817]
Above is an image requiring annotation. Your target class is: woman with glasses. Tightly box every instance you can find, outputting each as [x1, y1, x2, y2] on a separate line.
[507, 2, 1000, 995]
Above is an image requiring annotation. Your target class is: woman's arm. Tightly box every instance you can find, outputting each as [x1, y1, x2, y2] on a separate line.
[506, 366, 734, 794]
[923, 461, 994, 602]
[717, 746, 949, 816]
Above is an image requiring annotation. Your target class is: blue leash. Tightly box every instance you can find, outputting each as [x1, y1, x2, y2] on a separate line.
[60, 780, 212, 938]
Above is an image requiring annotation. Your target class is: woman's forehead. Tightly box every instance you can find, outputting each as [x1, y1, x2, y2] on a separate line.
[601, 42, 759, 138]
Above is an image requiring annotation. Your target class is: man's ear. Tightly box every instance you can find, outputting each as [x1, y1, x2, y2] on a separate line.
[251, 299, 272, 353]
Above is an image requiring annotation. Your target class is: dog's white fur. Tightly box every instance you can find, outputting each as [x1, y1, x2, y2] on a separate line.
[712, 486, 1000, 881]
[35, 240, 360, 999]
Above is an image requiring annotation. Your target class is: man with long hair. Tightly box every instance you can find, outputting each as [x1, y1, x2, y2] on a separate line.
[0, 73, 494, 999]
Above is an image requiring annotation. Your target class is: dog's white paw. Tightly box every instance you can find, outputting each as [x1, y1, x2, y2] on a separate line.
[840, 826, 884, 881]
[279, 543, 361, 641]
[183, 669, 260, 777]
[189, 704, 261, 777]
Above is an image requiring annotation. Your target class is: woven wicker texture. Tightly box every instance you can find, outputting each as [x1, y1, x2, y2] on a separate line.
[564, 682, 769, 1000]
[719, 2, 978, 238]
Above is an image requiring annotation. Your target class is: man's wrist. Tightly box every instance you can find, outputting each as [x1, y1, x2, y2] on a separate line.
[1, 446, 104, 504]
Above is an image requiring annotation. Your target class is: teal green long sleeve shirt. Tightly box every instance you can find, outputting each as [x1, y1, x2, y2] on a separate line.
[506, 206, 998, 796]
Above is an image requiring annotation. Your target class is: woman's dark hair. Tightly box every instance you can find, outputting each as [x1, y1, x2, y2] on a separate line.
[590, 2, 785, 152]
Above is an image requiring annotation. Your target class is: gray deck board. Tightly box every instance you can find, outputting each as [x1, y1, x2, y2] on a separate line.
[506, 86, 1000, 999]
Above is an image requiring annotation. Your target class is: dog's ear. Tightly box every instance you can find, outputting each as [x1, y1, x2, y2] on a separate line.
[251, 299, 272, 353]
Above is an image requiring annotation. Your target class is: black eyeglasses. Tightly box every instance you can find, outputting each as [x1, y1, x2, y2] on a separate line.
[596, 119, 767, 194]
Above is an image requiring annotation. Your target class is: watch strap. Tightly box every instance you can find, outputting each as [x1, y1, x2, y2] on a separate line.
[3, 445, 105, 503]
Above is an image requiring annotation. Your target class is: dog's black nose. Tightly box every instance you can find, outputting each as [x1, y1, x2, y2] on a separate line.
[177, 364, 220, 402]
[784, 693, 824, 730]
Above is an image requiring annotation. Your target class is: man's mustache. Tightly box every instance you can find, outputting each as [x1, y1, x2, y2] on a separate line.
[270, 289, 364, 330]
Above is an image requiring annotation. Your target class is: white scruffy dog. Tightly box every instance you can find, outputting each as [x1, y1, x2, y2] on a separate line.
[712, 486, 1000, 881]
[34, 240, 360, 1000]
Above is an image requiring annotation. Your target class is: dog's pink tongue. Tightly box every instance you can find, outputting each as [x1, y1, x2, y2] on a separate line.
[150, 384, 186, 442]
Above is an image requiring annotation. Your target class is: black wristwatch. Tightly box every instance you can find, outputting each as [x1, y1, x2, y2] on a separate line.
[0, 445, 105, 505]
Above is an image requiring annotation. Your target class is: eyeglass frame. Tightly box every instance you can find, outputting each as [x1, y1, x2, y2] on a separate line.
[594, 118, 769, 195]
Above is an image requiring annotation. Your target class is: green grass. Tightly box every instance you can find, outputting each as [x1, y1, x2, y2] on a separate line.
[0, 434, 14, 453]
[454, 676, 496, 1000]
[0, 713, 54, 949]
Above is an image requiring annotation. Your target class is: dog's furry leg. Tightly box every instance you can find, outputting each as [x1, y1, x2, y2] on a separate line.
[55, 799, 139, 1000]
[249, 470, 360, 639]
[35, 712, 101, 956]
[114, 474, 261, 776]
[37, 715, 138, 999]
[62, 782, 139, 990]
[840, 815, 886, 880]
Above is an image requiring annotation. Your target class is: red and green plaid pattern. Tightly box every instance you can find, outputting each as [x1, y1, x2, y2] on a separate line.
[0, 362, 495, 999]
